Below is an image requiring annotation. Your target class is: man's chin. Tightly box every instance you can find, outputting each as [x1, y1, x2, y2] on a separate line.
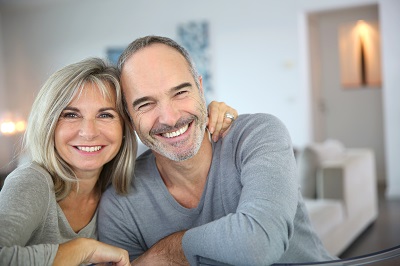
[144, 123, 206, 161]
[153, 147, 197, 162]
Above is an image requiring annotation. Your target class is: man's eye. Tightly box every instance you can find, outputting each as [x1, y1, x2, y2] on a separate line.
[137, 102, 153, 111]
[176, 90, 188, 97]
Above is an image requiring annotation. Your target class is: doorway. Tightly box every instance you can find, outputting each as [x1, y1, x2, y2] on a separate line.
[307, 4, 386, 184]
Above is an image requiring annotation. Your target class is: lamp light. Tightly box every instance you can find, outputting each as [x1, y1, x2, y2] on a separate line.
[339, 20, 382, 88]
[0, 112, 26, 136]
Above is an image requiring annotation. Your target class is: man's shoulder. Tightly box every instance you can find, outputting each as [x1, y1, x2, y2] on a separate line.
[102, 150, 156, 201]
[135, 149, 154, 166]
[219, 113, 292, 156]
[235, 113, 283, 126]
[230, 113, 288, 136]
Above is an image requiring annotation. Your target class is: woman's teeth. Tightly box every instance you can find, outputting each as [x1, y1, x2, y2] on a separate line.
[162, 124, 189, 138]
[77, 146, 102, 152]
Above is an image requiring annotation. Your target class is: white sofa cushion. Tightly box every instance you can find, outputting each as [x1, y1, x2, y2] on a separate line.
[304, 199, 345, 240]
[298, 139, 345, 198]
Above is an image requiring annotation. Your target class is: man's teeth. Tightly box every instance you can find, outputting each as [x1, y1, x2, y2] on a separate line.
[162, 124, 189, 138]
[77, 146, 102, 152]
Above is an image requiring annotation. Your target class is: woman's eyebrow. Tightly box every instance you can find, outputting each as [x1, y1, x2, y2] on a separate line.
[98, 107, 118, 112]
[62, 106, 79, 111]
[62, 107, 117, 112]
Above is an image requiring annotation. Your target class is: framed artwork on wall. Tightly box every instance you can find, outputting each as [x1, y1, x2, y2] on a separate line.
[106, 48, 124, 66]
[178, 21, 214, 103]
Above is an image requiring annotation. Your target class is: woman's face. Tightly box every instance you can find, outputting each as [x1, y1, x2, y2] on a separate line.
[55, 82, 123, 179]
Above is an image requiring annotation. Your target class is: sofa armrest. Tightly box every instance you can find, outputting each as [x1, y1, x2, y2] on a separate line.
[316, 149, 378, 216]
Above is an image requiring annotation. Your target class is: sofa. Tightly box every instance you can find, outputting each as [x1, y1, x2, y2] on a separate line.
[296, 139, 379, 257]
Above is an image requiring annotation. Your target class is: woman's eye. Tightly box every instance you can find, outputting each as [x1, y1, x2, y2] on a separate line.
[99, 113, 115, 119]
[60, 112, 79, 119]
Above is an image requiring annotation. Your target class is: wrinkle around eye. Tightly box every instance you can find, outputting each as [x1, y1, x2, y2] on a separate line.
[136, 102, 155, 112]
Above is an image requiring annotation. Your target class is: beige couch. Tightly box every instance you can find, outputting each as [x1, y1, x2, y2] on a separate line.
[296, 140, 379, 256]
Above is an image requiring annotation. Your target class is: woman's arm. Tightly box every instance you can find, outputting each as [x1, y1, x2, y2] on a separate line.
[0, 167, 58, 265]
[54, 238, 130, 266]
[0, 238, 130, 266]
[207, 101, 238, 142]
[0, 165, 130, 266]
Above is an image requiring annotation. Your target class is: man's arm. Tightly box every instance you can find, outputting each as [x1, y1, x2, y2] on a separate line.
[181, 114, 299, 265]
[132, 114, 298, 266]
[132, 231, 188, 266]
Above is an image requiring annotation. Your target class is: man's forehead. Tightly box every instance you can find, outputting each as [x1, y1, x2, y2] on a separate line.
[121, 44, 193, 92]
[123, 44, 188, 74]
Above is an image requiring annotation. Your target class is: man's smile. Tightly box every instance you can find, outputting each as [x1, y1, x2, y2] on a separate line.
[161, 123, 189, 138]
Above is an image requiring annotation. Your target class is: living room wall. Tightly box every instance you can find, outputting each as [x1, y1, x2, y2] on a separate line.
[0, 13, 5, 115]
[0, 13, 11, 172]
[0, 0, 399, 197]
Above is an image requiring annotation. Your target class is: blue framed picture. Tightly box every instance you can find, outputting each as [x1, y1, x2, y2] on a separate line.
[106, 48, 124, 66]
[178, 21, 214, 103]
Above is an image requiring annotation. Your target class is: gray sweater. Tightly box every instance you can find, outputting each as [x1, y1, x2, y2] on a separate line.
[0, 162, 97, 266]
[98, 113, 336, 265]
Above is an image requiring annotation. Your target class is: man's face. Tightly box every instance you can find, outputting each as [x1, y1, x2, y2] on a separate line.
[121, 44, 208, 161]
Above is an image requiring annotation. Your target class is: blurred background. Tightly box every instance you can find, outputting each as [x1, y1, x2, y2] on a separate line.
[0, 0, 400, 259]
[0, 0, 399, 196]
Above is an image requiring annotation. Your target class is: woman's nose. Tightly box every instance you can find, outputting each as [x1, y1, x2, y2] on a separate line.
[79, 119, 100, 140]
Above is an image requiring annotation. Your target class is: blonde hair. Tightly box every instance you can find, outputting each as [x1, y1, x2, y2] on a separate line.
[24, 58, 137, 200]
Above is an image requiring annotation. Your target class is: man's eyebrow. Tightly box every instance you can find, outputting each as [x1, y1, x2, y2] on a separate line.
[172, 82, 192, 91]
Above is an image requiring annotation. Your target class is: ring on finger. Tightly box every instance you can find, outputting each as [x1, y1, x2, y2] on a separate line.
[225, 112, 235, 121]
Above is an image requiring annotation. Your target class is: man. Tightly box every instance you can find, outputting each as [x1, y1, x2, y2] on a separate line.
[98, 35, 336, 265]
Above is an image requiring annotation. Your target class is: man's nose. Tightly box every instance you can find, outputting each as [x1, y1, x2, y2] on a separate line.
[79, 119, 100, 140]
[157, 103, 180, 126]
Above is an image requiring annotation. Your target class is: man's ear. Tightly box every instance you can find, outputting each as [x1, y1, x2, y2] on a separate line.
[198, 75, 204, 94]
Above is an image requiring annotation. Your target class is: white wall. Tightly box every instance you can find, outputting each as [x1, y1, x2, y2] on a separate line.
[0, 0, 308, 141]
[379, 0, 400, 198]
[0, 0, 399, 197]
[0, 12, 10, 172]
[0, 11, 5, 111]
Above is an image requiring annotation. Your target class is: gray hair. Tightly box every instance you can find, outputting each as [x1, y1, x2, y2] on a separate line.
[24, 58, 137, 200]
[118, 35, 201, 90]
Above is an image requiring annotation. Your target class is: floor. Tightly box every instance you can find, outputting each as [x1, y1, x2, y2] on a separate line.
[339, 185, 400, 259]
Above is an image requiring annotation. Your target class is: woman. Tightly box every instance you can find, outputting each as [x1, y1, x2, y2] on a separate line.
[0, 58, 237, 265]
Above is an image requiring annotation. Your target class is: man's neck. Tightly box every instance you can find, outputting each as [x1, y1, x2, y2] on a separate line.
[154, 132, 213, 208]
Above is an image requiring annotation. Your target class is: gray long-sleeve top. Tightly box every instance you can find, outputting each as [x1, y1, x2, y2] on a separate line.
[98, 113, 335, 265]
[0, 162, 97, 265]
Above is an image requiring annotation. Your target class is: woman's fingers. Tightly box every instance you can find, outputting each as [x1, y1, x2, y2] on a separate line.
[207, 101, 238, 142]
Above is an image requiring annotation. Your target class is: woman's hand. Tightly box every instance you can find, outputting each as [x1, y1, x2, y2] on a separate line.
[207, 101, 238, 142]
[54, 238, 130, 266]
